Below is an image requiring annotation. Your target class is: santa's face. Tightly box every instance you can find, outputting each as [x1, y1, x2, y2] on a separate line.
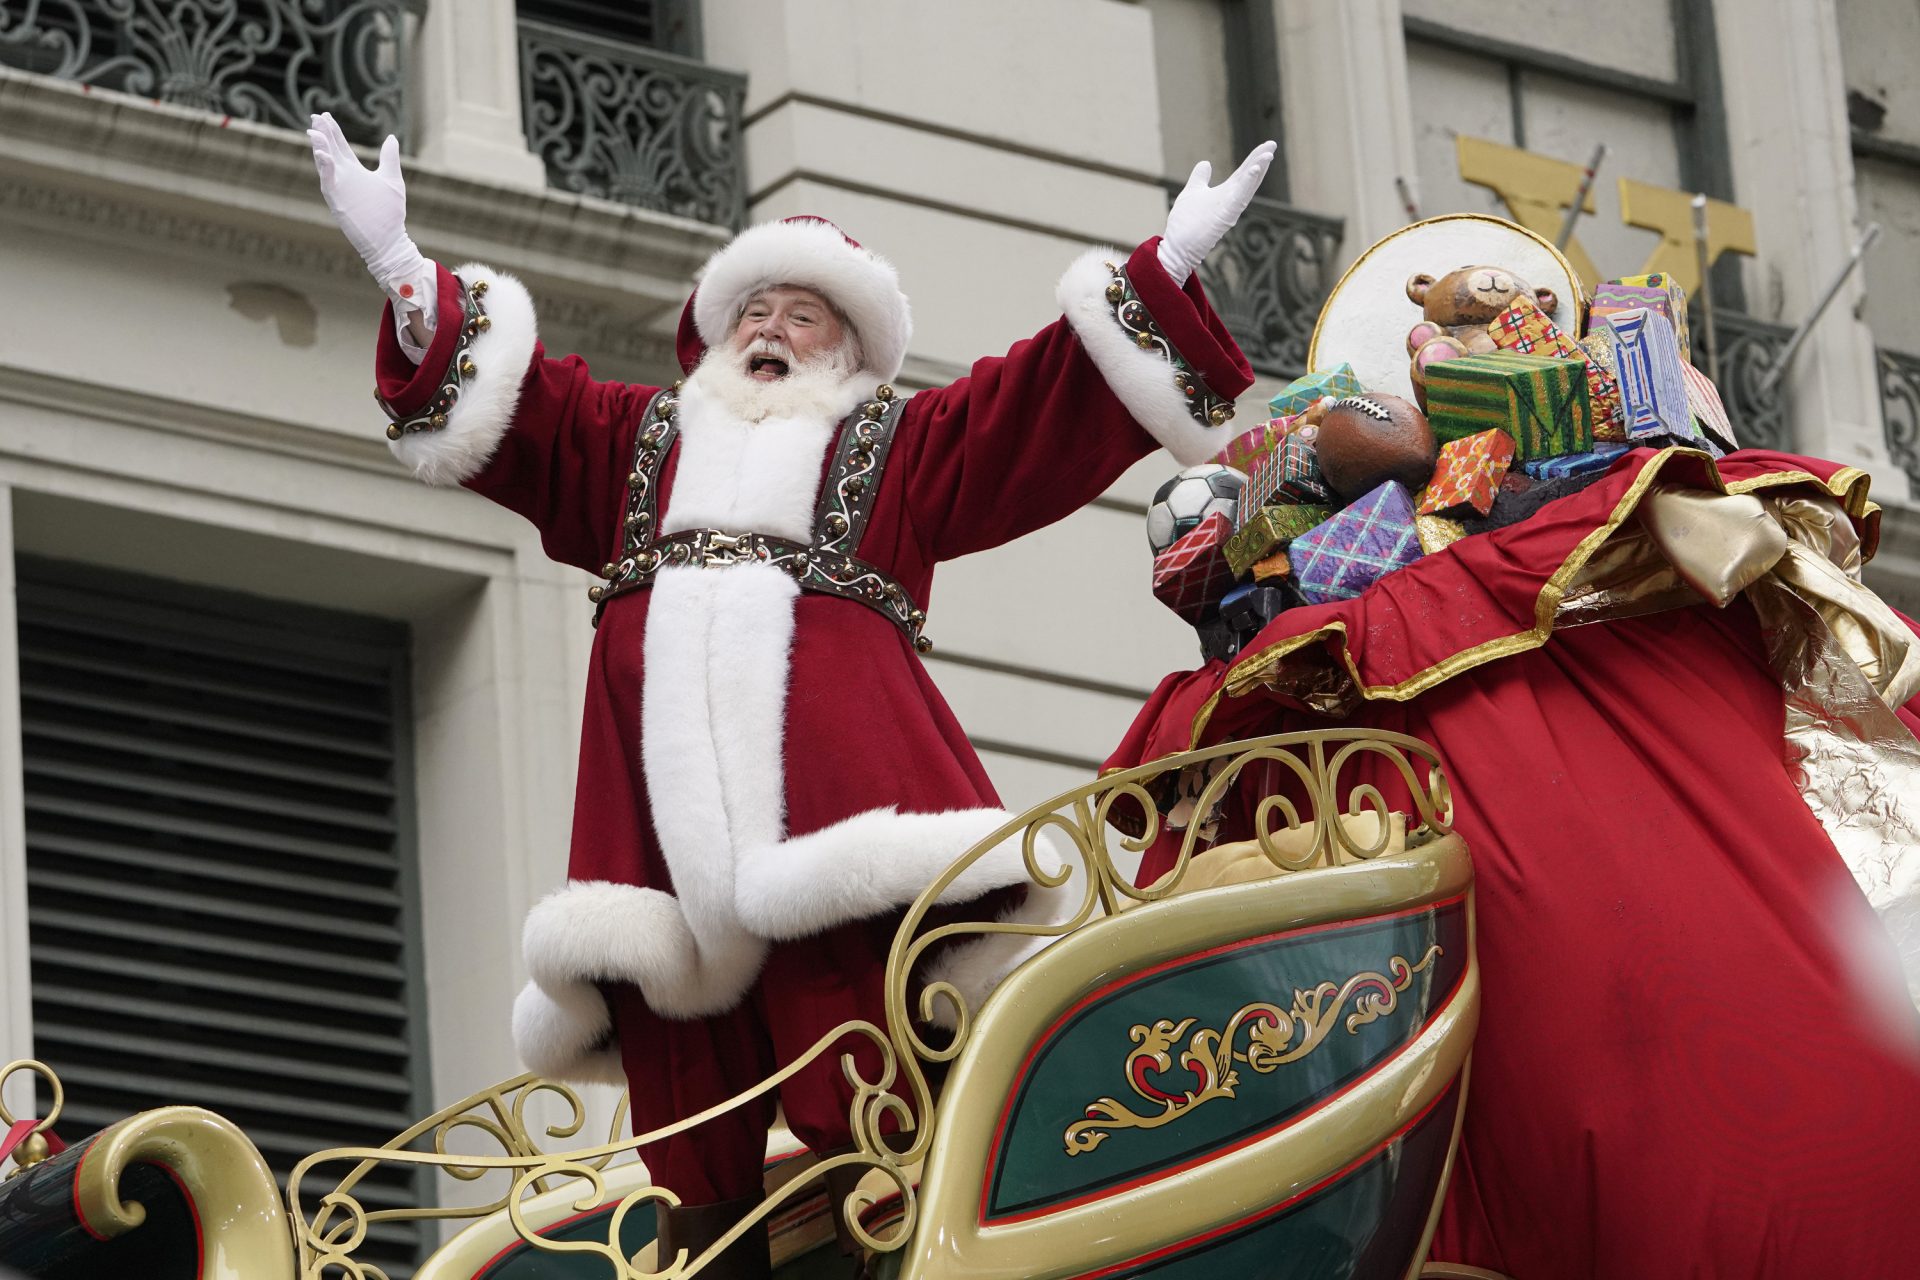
[731, 286, 848, 380]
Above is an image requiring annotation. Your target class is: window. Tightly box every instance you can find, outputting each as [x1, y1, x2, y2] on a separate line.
[517, 0, 699, 56]
[20, 559, 429, 1275]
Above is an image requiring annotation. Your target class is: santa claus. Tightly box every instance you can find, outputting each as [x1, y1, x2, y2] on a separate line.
[308, 114, 1272, 1272]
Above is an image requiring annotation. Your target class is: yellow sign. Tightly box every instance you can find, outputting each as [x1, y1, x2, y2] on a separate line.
[1455, 135, 1756, 292]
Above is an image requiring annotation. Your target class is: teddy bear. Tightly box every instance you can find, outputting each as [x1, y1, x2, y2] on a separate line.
[1405, 266, 1559, 408]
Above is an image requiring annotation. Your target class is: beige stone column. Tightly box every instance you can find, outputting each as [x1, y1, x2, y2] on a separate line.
[1273, 0, 1420, 257]
[409, 0, 549, 188]
[1716, 0, 1904, 496]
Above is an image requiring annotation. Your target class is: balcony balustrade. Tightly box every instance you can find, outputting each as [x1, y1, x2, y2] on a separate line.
[1879, 348, 1920, 493]
[1694, 309, 1794, 453]
[517, 17, 745, 229]
[0, 0, 406, 145]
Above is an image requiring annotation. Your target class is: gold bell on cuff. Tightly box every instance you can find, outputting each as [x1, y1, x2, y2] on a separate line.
[385, 422, 402, 440]
[587, 584, 606, 603]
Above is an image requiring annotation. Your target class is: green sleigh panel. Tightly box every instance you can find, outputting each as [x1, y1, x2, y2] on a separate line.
[898, 835, 1477, 1280]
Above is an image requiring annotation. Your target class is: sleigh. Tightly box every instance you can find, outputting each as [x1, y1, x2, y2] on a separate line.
[0, 728, 1481, 1280]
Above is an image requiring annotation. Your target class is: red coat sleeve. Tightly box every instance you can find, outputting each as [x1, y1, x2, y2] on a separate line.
[890, 238, 1252, 562]
[375, 262, 657, 574]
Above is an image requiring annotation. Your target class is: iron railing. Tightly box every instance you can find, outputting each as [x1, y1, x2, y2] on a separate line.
[1879, 347, 1920, 492]
[517, 17, 745, 228]
[1695, 308, 1794, 452]
[1164, 185, 1344, 380]
[0, 0, 406, 145]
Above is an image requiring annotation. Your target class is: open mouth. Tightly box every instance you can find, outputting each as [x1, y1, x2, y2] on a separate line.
[748, 354, 791, 381]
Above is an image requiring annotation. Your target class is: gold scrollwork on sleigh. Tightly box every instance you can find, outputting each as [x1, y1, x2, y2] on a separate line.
[1064, 944, 1443, 1156]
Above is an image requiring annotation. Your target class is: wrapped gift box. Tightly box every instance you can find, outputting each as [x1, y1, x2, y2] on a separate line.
[1251, 549, 1292, 581]
[1592, 274, 1690, 361]
[1152, 512, 1236, 623]
[1214, 418, 1286, 474]
[1291, 481, 1424, 605]
[1268, 363, 1363, 418]
[1490, 295, 1624, 440]
[1256, 433, 1333, 505]
[1417, 428, 1516, 517]
[1220, 583, 1291, 636]
[1680, 363, 1737, 454]
[1577, 333, 1628, 443]
[1521, 442, 1630, 480]
[1424, 352, 1594, 459]
[1415, 514, 1469, 555]
[1600, 308, 1698, 446]
[1225, 502, 1336, 576]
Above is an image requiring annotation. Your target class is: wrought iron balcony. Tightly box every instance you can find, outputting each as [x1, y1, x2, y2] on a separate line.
[1165, 186, 1344, 381]
[1879, 347, 1920, 492]
[517, 17, 745, 230]
[0, 0, 406, 145]
[1694, 308, 1794, 452]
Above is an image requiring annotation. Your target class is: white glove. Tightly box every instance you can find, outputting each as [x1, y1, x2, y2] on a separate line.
[307, 112, 436, 326]
[1157, 141, 1278, 286]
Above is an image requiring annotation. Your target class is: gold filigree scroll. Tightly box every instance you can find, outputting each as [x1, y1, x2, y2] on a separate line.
[1062, 946, 1442, 1156]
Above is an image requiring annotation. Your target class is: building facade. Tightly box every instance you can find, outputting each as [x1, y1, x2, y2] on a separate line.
[1, 0, 1914, 1265]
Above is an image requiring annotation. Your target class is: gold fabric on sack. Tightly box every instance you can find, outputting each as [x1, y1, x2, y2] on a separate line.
[1637, 488, 1920, 1004]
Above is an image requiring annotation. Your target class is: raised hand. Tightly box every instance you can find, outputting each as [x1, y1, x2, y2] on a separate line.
[1157, 141, 1278, 286]
[307, 112, 427, 301]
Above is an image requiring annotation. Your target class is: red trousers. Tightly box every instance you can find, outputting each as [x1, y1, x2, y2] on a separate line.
[609, 919, 898, 1205]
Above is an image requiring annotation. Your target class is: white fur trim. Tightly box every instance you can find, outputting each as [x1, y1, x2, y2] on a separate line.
[388, 262, 538, 486]
[661, 375, 863, 541]
[734, 808, 1072, 941]
[511, 977, 625, 1086]
[921, 872, 1085, 1029]
[694, 220, 913, 381]
[1058, 247, 1230, 466]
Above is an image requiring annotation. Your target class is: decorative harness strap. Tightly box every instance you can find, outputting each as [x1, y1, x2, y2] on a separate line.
[589, 383, 931, 652]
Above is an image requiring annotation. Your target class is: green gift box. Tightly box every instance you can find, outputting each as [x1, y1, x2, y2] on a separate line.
[1267, 363, 1362, 418]
[1423, 352, 1593, 460]
[1224, 503, 1336, 577]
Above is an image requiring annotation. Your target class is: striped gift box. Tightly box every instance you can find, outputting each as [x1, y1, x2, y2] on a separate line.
[1601, 309, 1697, 446]
[1224, 502, 1336, 576]
[1681, 363, 1737, 454]
[1490, 295, 1624, 441]
[1592, 274, 1691, 361]
[1266, 363, 1362, 418]
[1213, 417, 1286, 473]
[1291, 481, 1424, 605]
[1521, 442, 1630, 480]
[1423, 352, 1594, 459]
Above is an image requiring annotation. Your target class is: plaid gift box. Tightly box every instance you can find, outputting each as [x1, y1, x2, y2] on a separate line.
[1521, 442, 1630, 480]
[1490, 295, 1624, 439]
[1255, 433, 1332, 505]
[1152, 512, 1237, 623]
[1600, 308, 1697, 446]
[1415, 514, 1469, 555]
[1213, 418, 1286, 473]
[1593, 274, 1691, 361]
[1224, 502, 1336, 576]
[1267, 363, 1363, 418]
[1417, 428, 1515, 517]
[1680, 363, 1737, 454]
[1423, 352, 1594, 459]
[1291, 481, 1424, 605]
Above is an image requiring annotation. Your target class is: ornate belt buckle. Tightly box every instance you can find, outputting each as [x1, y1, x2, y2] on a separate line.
[705, 531, 751, 565]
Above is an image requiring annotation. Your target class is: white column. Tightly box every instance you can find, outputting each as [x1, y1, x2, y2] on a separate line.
[0, 484, 34, 1104]
[1716, 0, 1904, 495]
[409, 0, 549, 189]
[1273, 0, 1419, 256]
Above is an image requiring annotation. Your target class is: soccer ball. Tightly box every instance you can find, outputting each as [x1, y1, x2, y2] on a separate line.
[1146, 464, 1246, 554]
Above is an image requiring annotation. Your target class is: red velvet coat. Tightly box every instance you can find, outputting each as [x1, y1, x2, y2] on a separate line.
[373, 239, 1251, 1080]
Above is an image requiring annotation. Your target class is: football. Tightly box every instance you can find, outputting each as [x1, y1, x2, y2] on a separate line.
[1147, 464, 1246, 554]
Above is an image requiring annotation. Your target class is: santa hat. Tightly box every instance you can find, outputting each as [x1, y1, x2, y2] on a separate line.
[675, 216, 912, 378]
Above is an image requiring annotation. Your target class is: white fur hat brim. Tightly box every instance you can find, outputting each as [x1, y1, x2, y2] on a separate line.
[692, 217, 912, 380]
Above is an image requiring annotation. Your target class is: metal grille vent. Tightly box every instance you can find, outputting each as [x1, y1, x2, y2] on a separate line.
[18, 559, 428, 1275]
[517, 0, 693, 52]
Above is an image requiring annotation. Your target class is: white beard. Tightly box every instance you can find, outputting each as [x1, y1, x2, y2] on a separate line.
[685, 337, 866, 424]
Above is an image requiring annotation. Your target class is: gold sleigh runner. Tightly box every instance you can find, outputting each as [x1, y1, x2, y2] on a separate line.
[1065, 944, 1443, 1155]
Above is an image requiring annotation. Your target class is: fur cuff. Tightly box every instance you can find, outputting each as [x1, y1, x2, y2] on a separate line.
[388, 262, 538, 486]
[733, 807, 1072, 941]
[1059, 247, 1230, 466]
[521, 879, 766, 1022]
[511, 979, 625, 1086]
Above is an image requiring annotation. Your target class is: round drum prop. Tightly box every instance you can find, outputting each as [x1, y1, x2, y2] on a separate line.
[1307, 213, 1586, 404]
